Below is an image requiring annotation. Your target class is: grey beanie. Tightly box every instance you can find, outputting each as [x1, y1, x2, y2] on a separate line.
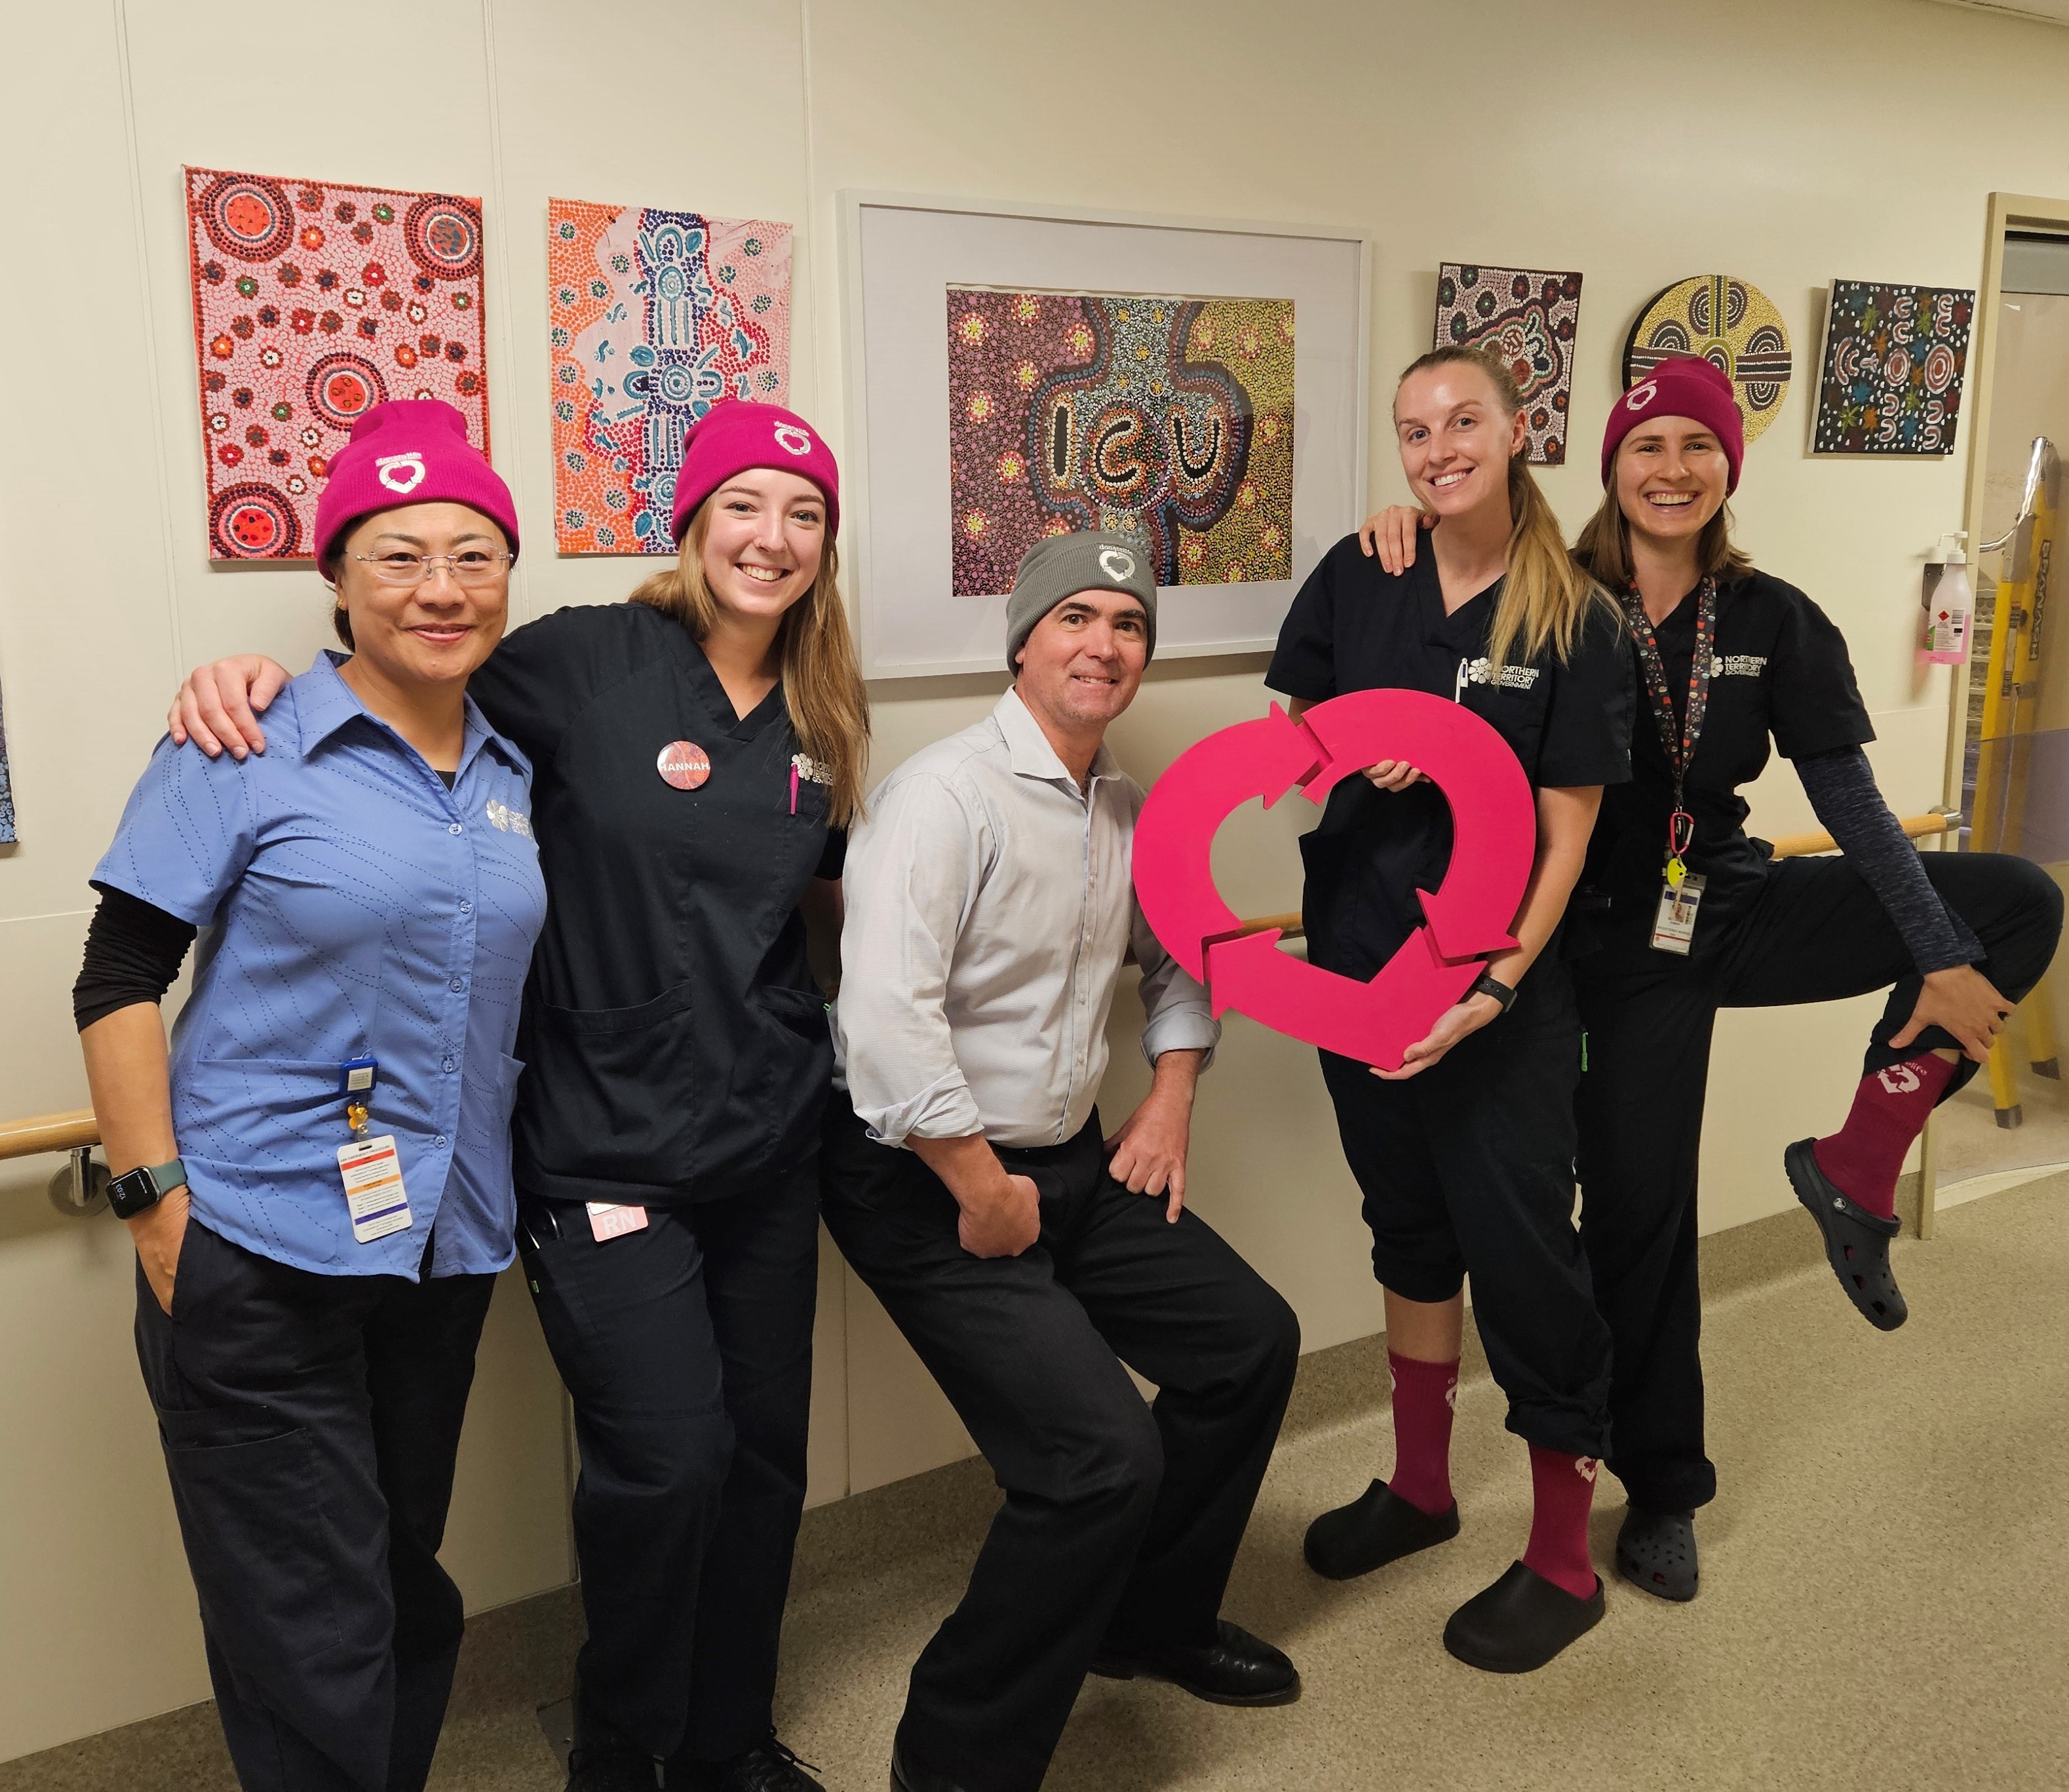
[1005, 531, 1159, 674]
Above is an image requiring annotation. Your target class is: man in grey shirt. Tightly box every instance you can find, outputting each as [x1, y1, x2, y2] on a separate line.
[824, 532, 1302, 1792]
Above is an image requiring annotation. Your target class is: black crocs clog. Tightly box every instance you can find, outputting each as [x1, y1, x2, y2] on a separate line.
[1442, 1561, 1604, 1673]
[1615, 1506, 1698, 1601]
[1785, 1139, 1908, 1331]
[1303, 1478, 1460, 1580]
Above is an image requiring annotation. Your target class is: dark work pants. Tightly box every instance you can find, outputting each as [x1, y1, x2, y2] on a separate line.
[1320, 951, 1614, 1458]
[819, 1102, 1300, 1792]
[1574, 851, 2062, 1513]
[517, 1163, 819, 1765]
[134, 1220, 494, 1792]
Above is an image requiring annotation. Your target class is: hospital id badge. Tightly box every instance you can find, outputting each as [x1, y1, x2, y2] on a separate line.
[338, 1135, 413, 1243]
[587, 1201, 649, 1241]
[1650, 872, 1707, 956]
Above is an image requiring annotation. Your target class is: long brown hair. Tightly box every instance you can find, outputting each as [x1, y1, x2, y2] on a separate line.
[1395, 345, 1615, 671]
[1572, 448, 1754, 590]
[628, 505, 871, 827]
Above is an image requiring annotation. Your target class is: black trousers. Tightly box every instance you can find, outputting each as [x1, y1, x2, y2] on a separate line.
[1319, 950, 1613, 1458]
[819, 1102, 1300, 1792]
[134, 1219, 494, 1792]
[1573, 851, 2062, 1513]
[517, 1162, 819, 1764]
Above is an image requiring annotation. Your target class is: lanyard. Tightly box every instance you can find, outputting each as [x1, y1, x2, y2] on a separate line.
[1619, 577, 1717, 885]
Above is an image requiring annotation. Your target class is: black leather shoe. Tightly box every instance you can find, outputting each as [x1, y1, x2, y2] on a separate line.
[1442, 1561, 1604, 1673]
[1616, 1506, 1698, 1602]
[1089, 1618, 1301, 1705]
[889, 1739, 971, 1792]
[568, 1743, 661, 1791]
[1304, 1477, 1460, 1579]
[668, 1732, 824, 1792]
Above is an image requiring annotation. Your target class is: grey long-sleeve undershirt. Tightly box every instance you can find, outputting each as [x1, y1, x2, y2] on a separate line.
[1794, 746, 1981, 975]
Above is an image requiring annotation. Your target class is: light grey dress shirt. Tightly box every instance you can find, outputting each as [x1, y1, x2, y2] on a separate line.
[835, 688, 1220, 1150]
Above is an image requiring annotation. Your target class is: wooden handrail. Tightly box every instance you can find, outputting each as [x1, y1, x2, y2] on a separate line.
[0, 817, 1960, 1167]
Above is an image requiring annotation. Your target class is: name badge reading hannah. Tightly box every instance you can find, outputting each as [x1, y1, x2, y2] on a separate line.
[338, 1135, 414, 1243]
[1651, 872, 1707, 956]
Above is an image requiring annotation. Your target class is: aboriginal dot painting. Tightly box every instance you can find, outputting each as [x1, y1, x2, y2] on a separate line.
[946, 289, 1294, 596]
[1623, 275, 1792, 444]
[1432, 265, 1583, 465]
[1810, 281, 1974, 456]
[549, 199, 792, 554]
[184, 168, 490, 561]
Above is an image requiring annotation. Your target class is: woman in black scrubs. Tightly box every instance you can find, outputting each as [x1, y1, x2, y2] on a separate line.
[169, 400, 867, 1792]
[1363, 355, 2061, 1603]
[1275, 345, 1633, 1673]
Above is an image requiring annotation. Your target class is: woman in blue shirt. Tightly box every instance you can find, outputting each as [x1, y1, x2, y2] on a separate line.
[76, 401, 546, 1792]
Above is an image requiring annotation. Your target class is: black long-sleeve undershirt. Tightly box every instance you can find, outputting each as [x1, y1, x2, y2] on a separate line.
[73, 885, 197, 1031]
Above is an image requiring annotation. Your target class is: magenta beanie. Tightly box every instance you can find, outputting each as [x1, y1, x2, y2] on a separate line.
[313, 399, 520, 569]
[1601, 356, 1745, 493]
[670, 400, 840, 545]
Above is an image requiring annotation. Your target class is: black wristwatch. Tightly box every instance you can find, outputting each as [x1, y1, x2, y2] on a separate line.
[1468, 972, 1518, 1015]
[107, 1158, 189, 1220]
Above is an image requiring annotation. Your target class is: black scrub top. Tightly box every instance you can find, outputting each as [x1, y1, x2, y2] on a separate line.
[1580, 569, 1874, 937]
[467, 602, 845, 1207]
[1267, 537, 1634, 982]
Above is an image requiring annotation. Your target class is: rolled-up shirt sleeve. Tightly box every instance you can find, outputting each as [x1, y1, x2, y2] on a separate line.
[1131, 897, 1220, 1069]
[835, 773, 988, 1146]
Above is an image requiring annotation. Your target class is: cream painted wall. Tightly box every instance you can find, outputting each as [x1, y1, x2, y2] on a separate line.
[5, 0, 2069, 1760]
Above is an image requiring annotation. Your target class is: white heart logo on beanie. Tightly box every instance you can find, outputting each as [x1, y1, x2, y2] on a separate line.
[773, 423, 813, 457]
[1624, 381, 1659, 414]
[376, 451, 426, 494]
[1098, 546, 1137, 585]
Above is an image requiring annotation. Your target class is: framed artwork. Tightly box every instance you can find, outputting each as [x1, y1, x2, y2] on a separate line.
[184, 167, 489, 561]
[841, 194, 1369, 678]
[1431, 264, 1583, 465]
[548, 199, 794, 554]
[0, 669, 14, 844]
[1623, 274, 1792, 442]
[1810, 281, 1974, 456]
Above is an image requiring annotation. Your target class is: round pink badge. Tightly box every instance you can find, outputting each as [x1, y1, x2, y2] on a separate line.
[656, 741, 711, 790]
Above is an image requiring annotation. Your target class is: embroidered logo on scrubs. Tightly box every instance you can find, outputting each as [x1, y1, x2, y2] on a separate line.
[773, 423, 813, 457]
[1458, 656, 1541, 693]
[1878, 1062, 1924, 1095]
[484, 798, 534, 839]
[1711, 654, 1768, 678]
[1624, 380, 1659, 413]
[1098, 545, 1138, 585]
[375, 451, 426, 494]
[791, 752, 832, 784]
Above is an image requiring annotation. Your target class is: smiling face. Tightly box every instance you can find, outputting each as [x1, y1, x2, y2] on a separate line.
[1393, 360, 1527, 522]
[334, 501, 509, 689]
[1013, 587, 1150, 737]
[695, 467, 828, 627]
[1613, 415, 1731, 551]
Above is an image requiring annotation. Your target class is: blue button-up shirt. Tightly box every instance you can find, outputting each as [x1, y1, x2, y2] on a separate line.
[93, 653, 547, 1279]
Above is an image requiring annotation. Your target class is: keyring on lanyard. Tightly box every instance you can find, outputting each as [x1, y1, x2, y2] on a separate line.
[1666, 809, 1695, 887]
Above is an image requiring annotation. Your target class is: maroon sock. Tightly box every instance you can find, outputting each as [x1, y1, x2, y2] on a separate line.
[1813, 1053, 1958, 1220]
[1521, 1446, 1598, 1601]
[1386, 1351, 1459, 1515]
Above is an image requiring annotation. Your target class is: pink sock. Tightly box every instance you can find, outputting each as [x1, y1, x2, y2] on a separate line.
[1386, 1352, 1458, 1515]
[1813, 1053, 1958, 1220]
[1521, 1446, 1598, 1601]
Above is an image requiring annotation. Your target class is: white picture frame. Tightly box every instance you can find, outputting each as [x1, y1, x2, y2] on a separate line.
[839, 192, 1371, 680]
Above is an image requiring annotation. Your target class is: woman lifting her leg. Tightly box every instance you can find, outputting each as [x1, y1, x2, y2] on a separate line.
[1273, 345, 1634, 1673]
[1363, 355, 2062, 1603]
[169, 402, 868, 1792]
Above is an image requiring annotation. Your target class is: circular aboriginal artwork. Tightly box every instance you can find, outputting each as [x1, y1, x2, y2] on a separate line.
[1623, 275, 1792, 443]
[210, 482, 301, 559]
[304, 352, 389, 429]
[197, 174, 296, 262]
[404, 196, 483, 281]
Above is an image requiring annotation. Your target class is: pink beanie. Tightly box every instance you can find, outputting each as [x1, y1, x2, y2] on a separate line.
[1600, 356, 1745, 493]
[313, 399, 520, 568]
[670, 400, 840, 545]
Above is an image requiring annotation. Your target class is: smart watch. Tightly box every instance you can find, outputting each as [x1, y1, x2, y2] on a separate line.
[107, 1158, 189, 1220]
[1468, 972, 1518, 1015]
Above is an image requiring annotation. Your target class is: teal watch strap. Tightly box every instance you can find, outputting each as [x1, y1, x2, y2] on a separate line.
[107, 1156, 188, 1218]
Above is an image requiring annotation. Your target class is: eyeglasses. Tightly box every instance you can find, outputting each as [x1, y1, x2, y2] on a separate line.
[352, 550, 513, 587]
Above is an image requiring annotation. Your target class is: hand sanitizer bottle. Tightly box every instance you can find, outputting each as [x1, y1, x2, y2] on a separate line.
[1922, 533, 1972, 665]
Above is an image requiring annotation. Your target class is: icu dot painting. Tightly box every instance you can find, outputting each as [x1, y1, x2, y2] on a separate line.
[549, 199, 793, 554]
[184, 167, 490, 561]
[947, 288, 1295, 597]
[1810, 281, 1973, 456]
[1433, 265, 1583, 465]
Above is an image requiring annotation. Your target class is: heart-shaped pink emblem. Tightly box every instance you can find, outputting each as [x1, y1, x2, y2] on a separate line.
[1133, 690, 1537, 1070]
